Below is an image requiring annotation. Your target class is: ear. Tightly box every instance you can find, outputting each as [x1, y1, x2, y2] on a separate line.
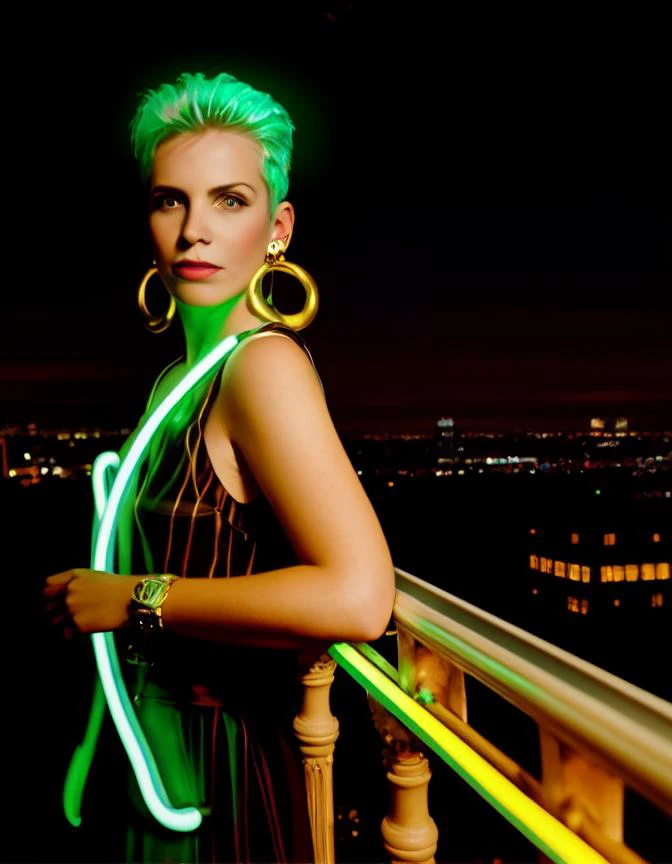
[271, 201, 295, 251]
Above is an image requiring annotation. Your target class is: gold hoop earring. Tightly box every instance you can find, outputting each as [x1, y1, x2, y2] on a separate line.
[137, 267, 176, 333]
[246, 240, 319, 330]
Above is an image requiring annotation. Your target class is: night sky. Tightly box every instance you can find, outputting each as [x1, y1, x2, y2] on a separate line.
[3, 7, 669, 434]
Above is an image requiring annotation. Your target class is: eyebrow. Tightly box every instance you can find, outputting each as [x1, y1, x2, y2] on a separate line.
[150, 183, 257, 196]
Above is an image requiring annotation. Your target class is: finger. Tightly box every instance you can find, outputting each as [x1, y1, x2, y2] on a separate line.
[44, 600, 64, 614]
[45, 571, 76, 586]
[43, 583, 69, 599]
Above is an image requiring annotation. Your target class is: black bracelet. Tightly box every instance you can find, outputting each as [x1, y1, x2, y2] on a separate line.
[126, 602, 164, 666]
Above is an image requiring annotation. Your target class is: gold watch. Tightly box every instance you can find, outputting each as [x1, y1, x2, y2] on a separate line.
[126, 574, 179, 666]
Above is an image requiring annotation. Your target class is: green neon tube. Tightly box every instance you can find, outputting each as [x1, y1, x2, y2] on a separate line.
[63, 452, 121, 828]
[65, 333, 242, 833]
[329, 643, 608, 864]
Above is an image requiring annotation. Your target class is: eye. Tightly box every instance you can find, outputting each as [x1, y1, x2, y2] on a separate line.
[151, 194, 183, 211]
[217, 195, 245, 210]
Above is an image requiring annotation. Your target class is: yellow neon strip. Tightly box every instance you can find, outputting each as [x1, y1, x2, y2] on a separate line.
[329, 643, 609, 864]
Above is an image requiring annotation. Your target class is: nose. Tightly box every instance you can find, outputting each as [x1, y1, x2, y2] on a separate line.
[180, 203, 211, 247]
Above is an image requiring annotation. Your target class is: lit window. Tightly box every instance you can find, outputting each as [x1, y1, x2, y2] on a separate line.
[613, 566, 625, 582]
[613, 598, 621, 607]
[542, 557, 552, 574]
[601, 566, 613, 583]
[571, 533, 580, 545]
[656, 563, 670, 581]
[567, 596, 579, 613]
[580, 598, 589, 615]
[652, 533, 661, 543]
[651, 593, 664, 608]
[603, 533, 616, 546]
[581, 566, 591, 583]
[569, 563, 581, 581]
[555, 561, 566, 578]
[625, 564, 639, 582]
[641, 563, 655, 581]
[529, 555, 539, 570]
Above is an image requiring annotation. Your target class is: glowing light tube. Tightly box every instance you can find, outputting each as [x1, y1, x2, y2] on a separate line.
[63, 450, 122, 827]
[329, 642, 608, 864]
[65, 334, 241, 833]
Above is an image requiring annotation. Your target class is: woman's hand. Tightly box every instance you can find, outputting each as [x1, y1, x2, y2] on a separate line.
[43, 569, 139, 637]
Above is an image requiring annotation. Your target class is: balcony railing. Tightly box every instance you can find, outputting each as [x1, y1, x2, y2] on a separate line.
[294, 567, 672, 864]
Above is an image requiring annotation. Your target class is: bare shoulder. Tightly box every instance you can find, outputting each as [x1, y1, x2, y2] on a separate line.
[215, 330, 394, 590]
[220, 329, 325, 413]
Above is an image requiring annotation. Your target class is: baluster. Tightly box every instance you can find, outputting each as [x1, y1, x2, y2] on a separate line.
[294, 651, 339, 864]
[539, 728, 625, 864]
[369, 697, 438, 863]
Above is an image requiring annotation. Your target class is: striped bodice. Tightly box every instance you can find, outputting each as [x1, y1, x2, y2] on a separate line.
[125, 321, 320, 707]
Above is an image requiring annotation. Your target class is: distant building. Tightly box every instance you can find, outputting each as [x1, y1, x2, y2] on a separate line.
[436, 417, 455, 439]
[435, 417, 457, 462]
[590, 416, 630, 436]
[615, 417, 629, 435]
[528, 520, 670, 613]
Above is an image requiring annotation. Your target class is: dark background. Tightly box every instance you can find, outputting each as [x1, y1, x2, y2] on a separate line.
[2, 4, 670, 435]
[2, 7, 671, 862]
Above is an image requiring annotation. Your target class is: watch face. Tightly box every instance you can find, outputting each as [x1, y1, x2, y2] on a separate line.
[133, 578, 169, 608]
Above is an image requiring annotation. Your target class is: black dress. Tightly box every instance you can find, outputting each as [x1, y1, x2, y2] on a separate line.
[121, 322, 319, 863]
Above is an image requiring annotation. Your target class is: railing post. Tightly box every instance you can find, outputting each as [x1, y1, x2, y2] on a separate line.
[398, 627, 467, 721]
[369, 697, 439, 864]
[539, 728, 625, 862]
[294, 651, 339, 864]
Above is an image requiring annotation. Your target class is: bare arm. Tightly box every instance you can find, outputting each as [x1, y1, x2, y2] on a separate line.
[44, 335, 395, 648]
[160, 333, 396, 646]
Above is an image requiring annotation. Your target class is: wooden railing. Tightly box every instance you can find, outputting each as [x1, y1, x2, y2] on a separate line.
[295, 568, 672, 864]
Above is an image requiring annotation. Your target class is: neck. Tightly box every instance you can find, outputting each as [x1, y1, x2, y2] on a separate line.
[176, 291, 264, 368]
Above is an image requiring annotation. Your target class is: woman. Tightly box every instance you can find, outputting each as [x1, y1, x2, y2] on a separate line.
[43, 71, 395, 862]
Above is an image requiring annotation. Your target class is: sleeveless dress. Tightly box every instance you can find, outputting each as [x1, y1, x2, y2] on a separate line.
[121, 322, 319, 864]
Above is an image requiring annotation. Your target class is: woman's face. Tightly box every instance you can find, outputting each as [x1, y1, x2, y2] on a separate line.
[149, 127, 293, 307]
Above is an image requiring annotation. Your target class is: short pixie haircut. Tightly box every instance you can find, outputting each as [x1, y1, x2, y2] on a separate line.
[130, 71, 294, 215]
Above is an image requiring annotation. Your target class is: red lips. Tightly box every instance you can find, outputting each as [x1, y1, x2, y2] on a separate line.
[172, 259, 222, 282]
[172, 260, 223, 281]
[173, 259, 221, 270]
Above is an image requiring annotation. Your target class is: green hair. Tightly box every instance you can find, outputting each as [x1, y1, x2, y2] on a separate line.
[130, 71, 294, 214]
